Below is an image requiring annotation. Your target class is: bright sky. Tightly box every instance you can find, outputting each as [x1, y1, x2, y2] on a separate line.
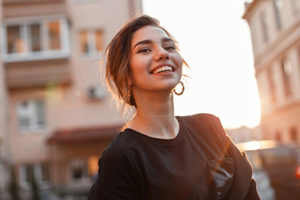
[142, 0, 261, 129]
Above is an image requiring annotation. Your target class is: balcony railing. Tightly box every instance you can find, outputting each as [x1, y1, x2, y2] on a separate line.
[5, 58, 72, 89]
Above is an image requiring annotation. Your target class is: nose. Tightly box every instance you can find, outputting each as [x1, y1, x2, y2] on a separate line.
[154, 47, 169, 61]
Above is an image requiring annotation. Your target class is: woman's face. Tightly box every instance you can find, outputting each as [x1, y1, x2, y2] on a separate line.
[129, 25, 183, 94]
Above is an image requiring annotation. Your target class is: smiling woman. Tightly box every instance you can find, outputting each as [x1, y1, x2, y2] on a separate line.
[88, 15, 260, 200]
[104, 16, 185, 109]
[128, 25, 183, 108]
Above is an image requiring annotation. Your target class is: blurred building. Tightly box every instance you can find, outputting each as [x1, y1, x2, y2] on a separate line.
[243, 0, 300, 143]
[226, 126, 262, 144]
[0, 0, 10, 196]
[0, 0, 142, 198]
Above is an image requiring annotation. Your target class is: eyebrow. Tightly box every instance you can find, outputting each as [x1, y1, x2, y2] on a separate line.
[133, 37, 174, 49]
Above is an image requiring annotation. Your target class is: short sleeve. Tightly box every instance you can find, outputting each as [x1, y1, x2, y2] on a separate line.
[88, 147, 139, 200]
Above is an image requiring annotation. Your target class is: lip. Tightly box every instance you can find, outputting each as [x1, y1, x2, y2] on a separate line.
[150, 63, 175, 74]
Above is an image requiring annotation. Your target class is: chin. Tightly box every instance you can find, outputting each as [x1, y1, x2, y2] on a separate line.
[136, 78, 181, 92]
[157, 82, 179, 91]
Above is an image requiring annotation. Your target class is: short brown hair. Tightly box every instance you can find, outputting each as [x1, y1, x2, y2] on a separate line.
[105, 15, 180, 109]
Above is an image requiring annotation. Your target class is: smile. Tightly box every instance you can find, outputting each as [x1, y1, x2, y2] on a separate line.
[152, 66, 173, 74]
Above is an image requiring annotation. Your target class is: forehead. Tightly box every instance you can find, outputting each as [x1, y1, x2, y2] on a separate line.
[131, 26, 170, 46]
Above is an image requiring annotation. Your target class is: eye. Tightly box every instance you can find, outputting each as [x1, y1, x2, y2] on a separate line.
[165, 45, 176, 51]
[167, 46, 175, 50]
[137, 48, 151, 54]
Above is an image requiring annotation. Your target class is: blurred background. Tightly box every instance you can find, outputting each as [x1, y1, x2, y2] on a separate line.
[0, 0, 299, 199]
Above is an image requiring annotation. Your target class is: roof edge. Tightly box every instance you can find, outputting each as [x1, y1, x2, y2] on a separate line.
[47, 124, 123, 144]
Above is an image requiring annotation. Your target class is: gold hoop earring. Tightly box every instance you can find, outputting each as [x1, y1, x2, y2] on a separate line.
[173, 81, 184, 96]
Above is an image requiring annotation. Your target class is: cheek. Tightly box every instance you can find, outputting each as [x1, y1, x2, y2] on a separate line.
[129, 56, 139, 75]
[130, 60, 142, 77]
[130, 55, 149, 74]
[129, 56, 149, 84]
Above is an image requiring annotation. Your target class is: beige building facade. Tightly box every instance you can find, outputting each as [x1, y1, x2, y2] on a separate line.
[0, 0, 10, 195]
[0, 0, 142, 198]
[243, 0, 300, 142]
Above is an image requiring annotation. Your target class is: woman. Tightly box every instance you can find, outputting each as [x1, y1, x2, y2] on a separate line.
[88, 15, 260, 200]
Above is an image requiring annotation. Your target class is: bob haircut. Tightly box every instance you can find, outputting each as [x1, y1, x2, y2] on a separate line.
[105, 15, 185, 110]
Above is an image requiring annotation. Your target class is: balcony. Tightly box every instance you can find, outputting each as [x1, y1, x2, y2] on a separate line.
[2, 0, 66, 19]
[5, 58, 71, 89]
[2, 17, 71, 89]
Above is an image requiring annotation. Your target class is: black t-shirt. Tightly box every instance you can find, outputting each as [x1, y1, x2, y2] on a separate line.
[88, 114, 260, 200]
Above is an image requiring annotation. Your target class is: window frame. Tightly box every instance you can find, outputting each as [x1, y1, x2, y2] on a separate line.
[28, 23, 43, 52]
[1, 17, 70, 63]
[19, 162, 50, 189]
[79, 29, 104, 57]
[16, 99, 46, 133]
[69, 158, 89, 182]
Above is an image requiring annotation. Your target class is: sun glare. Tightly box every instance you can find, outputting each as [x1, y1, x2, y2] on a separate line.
[143, 0, 261, 129]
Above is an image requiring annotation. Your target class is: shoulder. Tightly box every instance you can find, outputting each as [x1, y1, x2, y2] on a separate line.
[98, 132, 140, 183]
[178, 113, 222, 130]
[179, 113, 228, 149]
[179, 113, 219, 120]
[92, 132, 141, 199]
[101, 131, 137, 163]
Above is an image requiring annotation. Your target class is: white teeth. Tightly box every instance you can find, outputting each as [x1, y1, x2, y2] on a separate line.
[153, 66, 173, 74]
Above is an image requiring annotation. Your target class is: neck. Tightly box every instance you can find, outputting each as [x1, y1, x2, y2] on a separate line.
[127, 90, 179, 139]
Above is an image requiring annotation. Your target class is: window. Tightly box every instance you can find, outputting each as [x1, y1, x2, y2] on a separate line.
[23, 165, 34, 185]
[7, 25, 25, 54]
[87, 156, 98, 177]
[79, 29, 104, 56]
[48, 21, 61, 50]
[39, 163, 50, 183]
[259, 12, 269, 43]
[267, 67, 276, 104]
[95, 30, 104, 52]
[3, 18, 69, 62]
[280, 57, 292, 97]
[70, 157, 98, 182]
[30, 24, 42, 52]
[70, 158, 88, 182]
[17, 99, 46, 132]
[19, 163, 50, 188]
[79, 31, 89, 53]
[273, 0, 282, 30]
